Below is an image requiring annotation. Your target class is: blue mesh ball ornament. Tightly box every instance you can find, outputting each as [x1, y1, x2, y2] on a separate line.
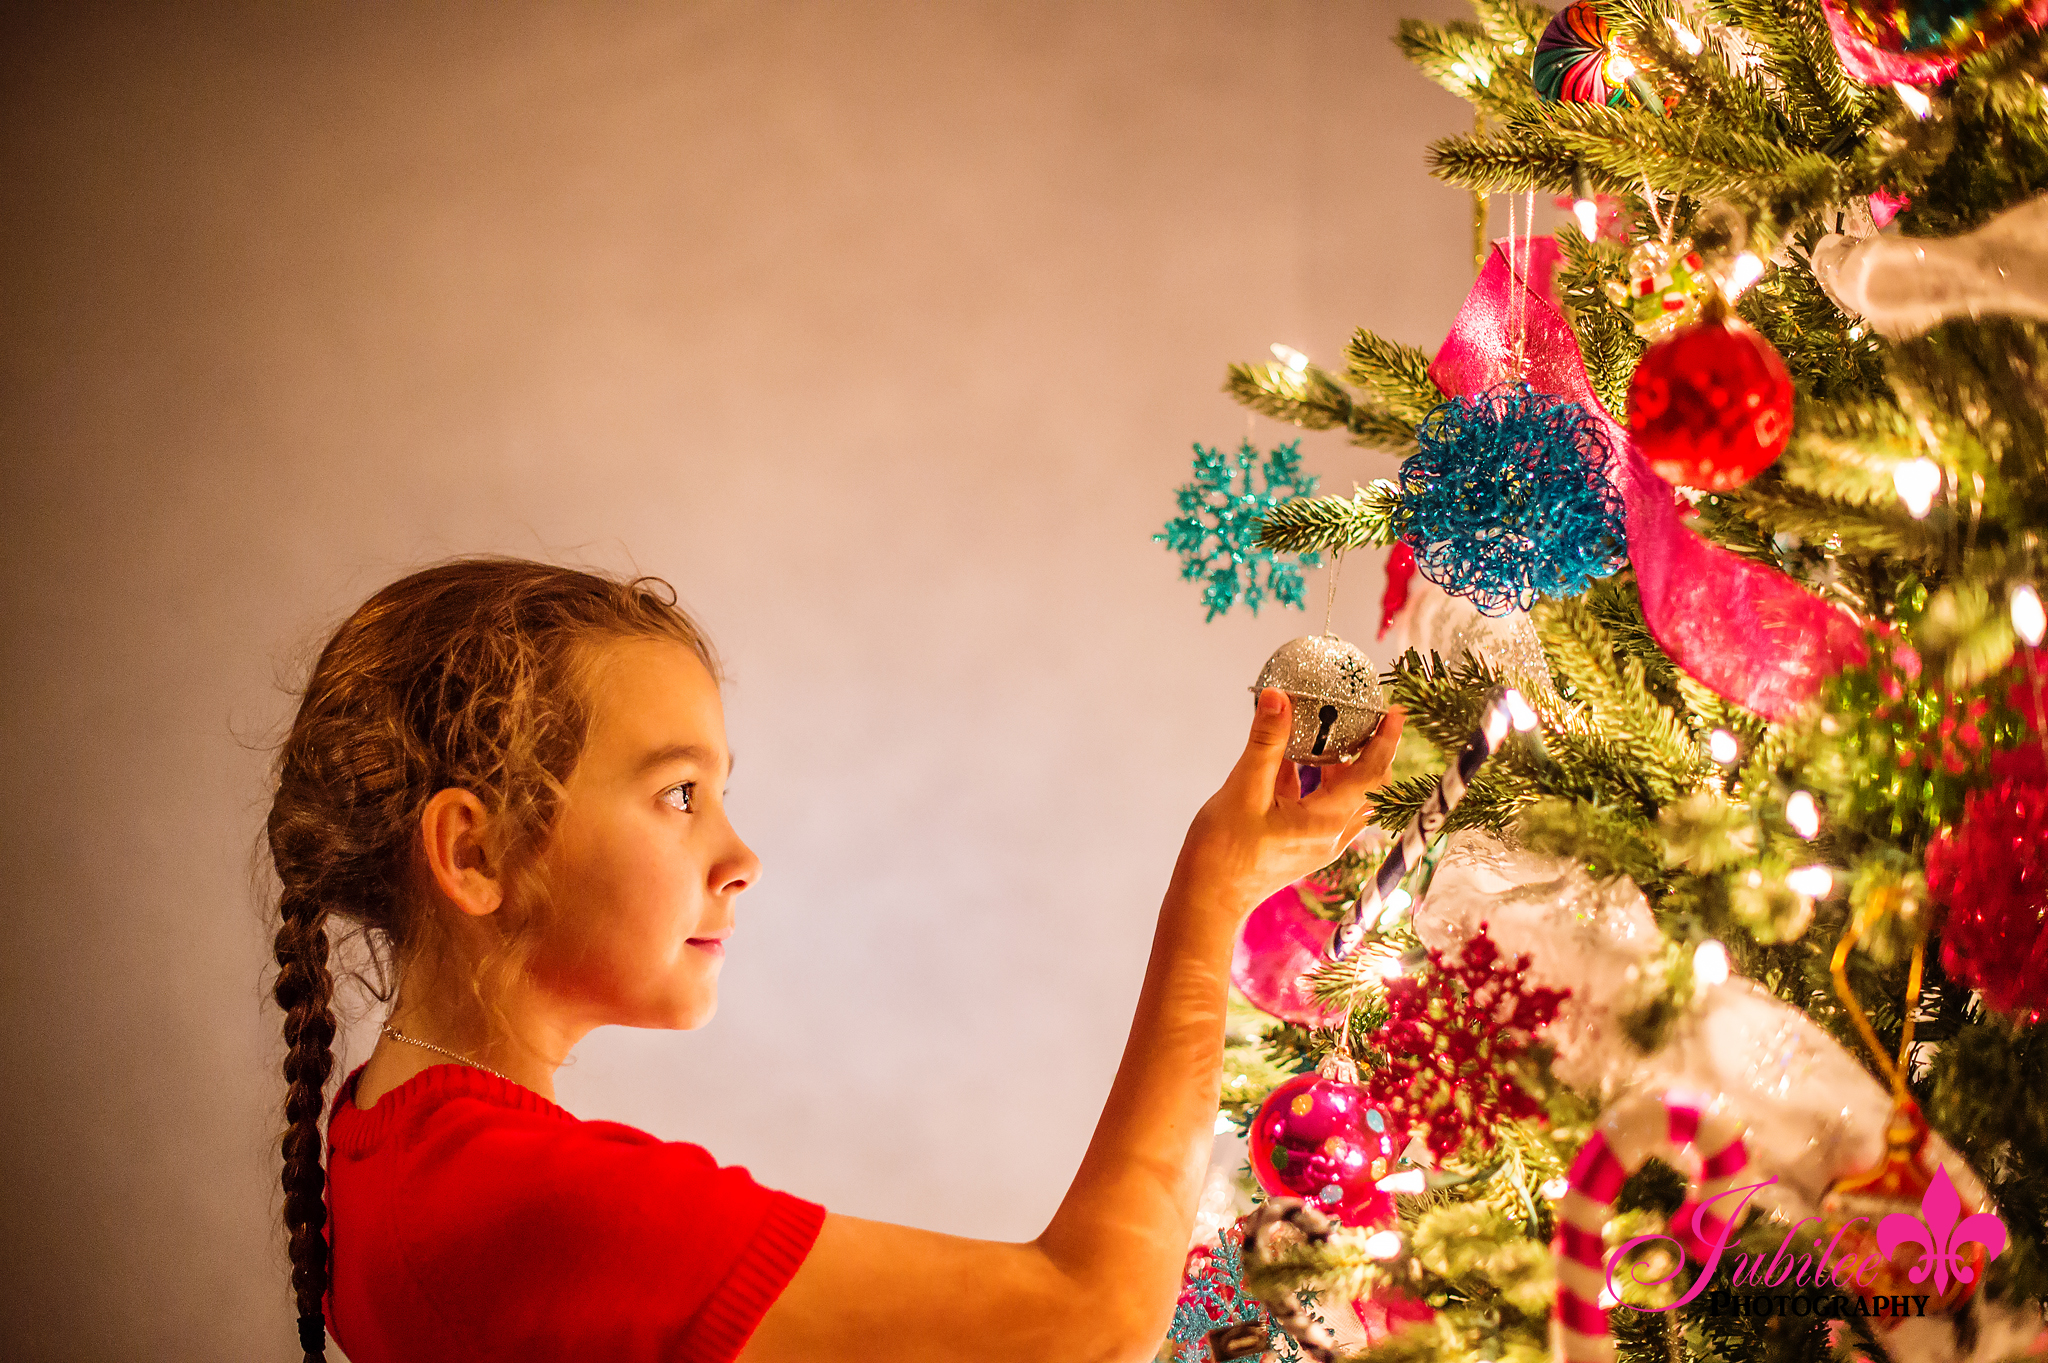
[1398, 384, 1628, 615]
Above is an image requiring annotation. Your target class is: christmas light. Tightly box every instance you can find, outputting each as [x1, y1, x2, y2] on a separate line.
[1574, 197, 1600, 241]
[1725, 251, 1767, 298]
[1214, 1111, 1237, 1134]
[2013, 584, 2046, 647]
[1787, 864, 1834, 898]
[1664, 15, 1704, 54]
[1894, 458, 1942, 517]
[1269, 343, 1309, 375]
[1893, 82, 1933, 117]
[1504, 687, 1539, 731]
[1786, 789, 1820, 838]
[1693, 940, 1730, 987]
[1540, 1176, 1571, 1199]
[1708, 729, 1739, 764]
[1362, 1230, 1404, 1259]
[1383, 888, 1412, 914]
[1375, 1169, 1426, 1194]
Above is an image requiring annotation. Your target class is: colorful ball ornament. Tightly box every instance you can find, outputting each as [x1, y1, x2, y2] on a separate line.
[1925, 775, 2048, 1022]
[1532, 1, 1655, 108]
[1248, 1071, 1403, 1228]
[1821, 0, 2048, 86]
[1399, 384, 1629, 616]
[1626, 307, 1795, 491]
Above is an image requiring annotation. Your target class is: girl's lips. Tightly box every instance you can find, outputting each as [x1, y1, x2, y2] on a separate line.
[687, 938, 725, 957]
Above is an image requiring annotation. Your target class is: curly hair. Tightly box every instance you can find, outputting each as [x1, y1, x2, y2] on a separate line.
[266, 557, 716, 1361]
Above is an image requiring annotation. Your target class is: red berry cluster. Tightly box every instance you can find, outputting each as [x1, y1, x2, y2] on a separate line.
[1362, 926, 1567, 1159]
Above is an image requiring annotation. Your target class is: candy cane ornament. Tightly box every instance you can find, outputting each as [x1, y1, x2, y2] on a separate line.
[1553, 1092, 1752, 1363]
[1325, 688, 1529, 961]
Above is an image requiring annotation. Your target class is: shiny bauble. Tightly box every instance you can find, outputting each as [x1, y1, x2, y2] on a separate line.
[1248, 1072, 1403, 1228]
[1253, 634, 1386, 765]
[1627, 312, 1794, 491]
[1821, 0, 2047, 85]
[1532, 1, 1638, 107]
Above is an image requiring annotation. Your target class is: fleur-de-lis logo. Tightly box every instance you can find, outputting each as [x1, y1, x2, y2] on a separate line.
[1875, 1166, 2008, 1296]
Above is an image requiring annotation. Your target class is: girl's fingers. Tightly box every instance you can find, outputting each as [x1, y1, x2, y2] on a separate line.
[1274, 757, 1302, 804]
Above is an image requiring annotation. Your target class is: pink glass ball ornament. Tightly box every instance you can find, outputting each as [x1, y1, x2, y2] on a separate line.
[1232, 881, 1346, 1028]
[1248, 1072, 1404, 1228]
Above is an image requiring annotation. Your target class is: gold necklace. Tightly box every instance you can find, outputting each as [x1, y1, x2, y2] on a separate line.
[379, 1022, 513, 1084]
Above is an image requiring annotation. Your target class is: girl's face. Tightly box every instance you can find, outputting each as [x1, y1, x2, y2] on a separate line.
[529, 636, 760, 1032]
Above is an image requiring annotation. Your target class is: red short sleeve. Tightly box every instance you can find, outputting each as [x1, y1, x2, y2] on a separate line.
[327, 1066, 825, 1363]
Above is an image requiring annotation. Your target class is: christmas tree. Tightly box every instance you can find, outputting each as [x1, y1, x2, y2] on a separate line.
[1159, 2, 2048, 1361]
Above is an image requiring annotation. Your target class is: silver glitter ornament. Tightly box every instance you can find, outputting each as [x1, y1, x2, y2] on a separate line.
[1253, 634, 1387, 765]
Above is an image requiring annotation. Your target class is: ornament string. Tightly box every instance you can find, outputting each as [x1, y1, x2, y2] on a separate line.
[1828, 907, 1926, 1103]
[1321, 548, 1346, 637]
[1324, 690, 1521, 961]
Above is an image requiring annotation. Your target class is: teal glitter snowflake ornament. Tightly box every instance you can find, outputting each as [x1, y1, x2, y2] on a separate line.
[1167, 1219, 1305, 1363]
[1158, 440, 1321, 620]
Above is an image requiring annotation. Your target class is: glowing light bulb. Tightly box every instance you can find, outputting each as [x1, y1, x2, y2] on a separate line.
[1708, 729, 1739, 765]
[1270, 343, 1309, 375]
[1384, 888, 1412, 914]
[1362, 1230, 1404, 1259]
[1484, 702, 1512, 746]
[1605, 51, 1638, 82]
[1787, 864, 1834, 898]
[1573, 197, 1601, 241]
[1726, 251, 1767, 299]
[1541, 1176, 1571, 1199]
[1664, 16, 1704, 54]
[1893, 82, 1932, 117]
[2013, 584, 2046, 647]
[1376, 951, 1410, 981]
[1894, 458, 1942, 518]
[1214, 1111, 1237, 1134]
[1376, 1169, 1426, 1194]
[1693, 940, 1730, 988]
[1786, 790, 1820, 839]
[1504, 688, 1539, 732]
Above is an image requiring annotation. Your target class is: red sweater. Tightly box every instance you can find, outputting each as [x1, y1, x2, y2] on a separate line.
[325, 1064, 824, 1363]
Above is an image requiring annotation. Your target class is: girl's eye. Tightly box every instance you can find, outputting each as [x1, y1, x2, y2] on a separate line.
[660, 782, 695, 813]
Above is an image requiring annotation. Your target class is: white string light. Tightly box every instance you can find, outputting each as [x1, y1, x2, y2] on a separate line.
[1362, 1230, 1404, 1259]
[1785, 790, 1820, 839]
[1664, 16, 1704, 54]
[1573, 197, 1601, 241]
[1894, 458, 1942, 518]
[1725, 251, 1767, 299]
[2012, 584, 2046, 647]
[1893, 82, 1933, 118]
[1693, 940, 1730, 987]
[1708, 729, 1739, 765]
[1787, 864, 1834, 898]
[1504, 687, 1539, 731]
[1270, 343, 1309, 375]
[1376, 1169, 1426, 1194]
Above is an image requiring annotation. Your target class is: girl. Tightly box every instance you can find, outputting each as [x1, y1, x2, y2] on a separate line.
[270, 557, 1402, 1363]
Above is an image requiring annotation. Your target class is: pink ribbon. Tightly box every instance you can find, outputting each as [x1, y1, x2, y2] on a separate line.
[1428, 239, 1865, 721]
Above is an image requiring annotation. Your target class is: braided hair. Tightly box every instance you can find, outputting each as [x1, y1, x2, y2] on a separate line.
[266, 558, 715, 1360]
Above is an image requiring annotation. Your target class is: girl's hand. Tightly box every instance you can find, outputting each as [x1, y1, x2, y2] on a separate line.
[1179, 687, 1404, 909]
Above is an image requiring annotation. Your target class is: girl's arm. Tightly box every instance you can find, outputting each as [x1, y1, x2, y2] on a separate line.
[739, 690, 1403, 1363]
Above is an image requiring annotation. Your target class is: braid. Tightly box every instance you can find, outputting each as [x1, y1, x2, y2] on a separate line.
[274, 885, 335, 1363]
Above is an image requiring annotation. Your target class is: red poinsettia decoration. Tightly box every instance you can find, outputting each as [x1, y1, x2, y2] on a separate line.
[1361, 925, 1566, 1159]
[1926, 778, 2048, 1023]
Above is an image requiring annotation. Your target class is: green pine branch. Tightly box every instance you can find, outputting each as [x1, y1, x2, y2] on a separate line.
[1256, 483, 1407, 554]
[1344, 329, 1446, 427]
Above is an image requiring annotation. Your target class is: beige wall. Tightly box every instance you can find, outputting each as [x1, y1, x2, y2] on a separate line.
[0, 2, 1486, 1356]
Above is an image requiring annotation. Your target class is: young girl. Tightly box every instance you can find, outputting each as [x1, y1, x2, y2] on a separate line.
[270, 557, 1402, 1363]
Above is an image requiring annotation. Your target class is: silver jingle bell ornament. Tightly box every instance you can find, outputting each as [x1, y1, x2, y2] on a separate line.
[1253, 634, 1388, 765]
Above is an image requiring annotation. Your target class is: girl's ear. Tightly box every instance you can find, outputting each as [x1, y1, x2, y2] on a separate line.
[419, 788, 505, 918]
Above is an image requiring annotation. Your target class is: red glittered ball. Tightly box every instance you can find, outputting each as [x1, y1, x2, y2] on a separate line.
[1627, 313, 1794, 492]
[1248, 1072, 1403, 1228]
[1926, 778, 2048, 1022]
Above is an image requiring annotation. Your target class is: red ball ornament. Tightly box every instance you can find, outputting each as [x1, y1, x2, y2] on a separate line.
[1925, 777, 2048, 1022]
[1248, 1071, 1403, 1228]
[1627, 310, 1794, 492]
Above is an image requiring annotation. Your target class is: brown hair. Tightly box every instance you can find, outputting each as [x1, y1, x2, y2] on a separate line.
[266, 557, 716, 1361]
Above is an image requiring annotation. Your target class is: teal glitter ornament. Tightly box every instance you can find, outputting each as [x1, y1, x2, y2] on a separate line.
[1398, 384, 1628, 615]
[1158, 440, 1321, 621]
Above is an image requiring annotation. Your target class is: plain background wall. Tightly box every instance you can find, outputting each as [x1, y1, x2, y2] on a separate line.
[0, 2, 1493, 1357]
